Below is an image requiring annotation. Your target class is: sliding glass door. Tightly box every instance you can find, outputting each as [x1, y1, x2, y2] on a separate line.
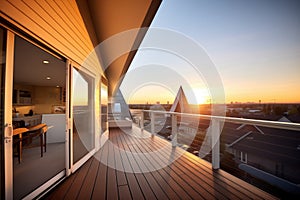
[71, 66, 95, 169]
[0, 23, 97, 198]
[0, 27, 68, 199]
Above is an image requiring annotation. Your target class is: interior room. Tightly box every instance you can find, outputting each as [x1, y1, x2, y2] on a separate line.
[12, 35, 66, 199]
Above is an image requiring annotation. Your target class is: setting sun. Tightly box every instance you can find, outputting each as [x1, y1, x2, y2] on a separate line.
[193, 88, 210, 104]
[184, 87, 210, 105]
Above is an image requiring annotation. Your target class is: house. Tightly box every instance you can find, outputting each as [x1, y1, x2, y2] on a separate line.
[0, 1, 287, 200]
[224, 124, 300, 195]
[0, 0, 161, 199]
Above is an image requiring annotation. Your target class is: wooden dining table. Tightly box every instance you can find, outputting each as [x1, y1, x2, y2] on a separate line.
[13, 127, 29, 163]
[13, 123, 47, 163]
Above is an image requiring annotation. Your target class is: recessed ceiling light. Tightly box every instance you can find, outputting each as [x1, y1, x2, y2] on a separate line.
[56, 85, 60, 88]
[46, 76, 51, 80]
[43, 60, 50, 64]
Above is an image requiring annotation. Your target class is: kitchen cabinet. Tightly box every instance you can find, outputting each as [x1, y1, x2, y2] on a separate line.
[13, 89, 32, 105]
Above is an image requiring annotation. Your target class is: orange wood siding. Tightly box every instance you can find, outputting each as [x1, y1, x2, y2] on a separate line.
[0, 0, 102, 73]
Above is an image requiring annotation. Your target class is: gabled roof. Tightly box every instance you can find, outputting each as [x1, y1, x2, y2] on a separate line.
[278, 116, 291, 122]
[229, 126, 300, 166]
[110, 88, 132, 120]
[170, 86, 190, 113]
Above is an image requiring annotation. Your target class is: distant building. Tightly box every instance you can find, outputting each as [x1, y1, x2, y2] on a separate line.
[223, 123, 300, 193]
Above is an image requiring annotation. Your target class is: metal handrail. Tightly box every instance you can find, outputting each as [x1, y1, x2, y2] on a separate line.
[142, 110, 300, 132]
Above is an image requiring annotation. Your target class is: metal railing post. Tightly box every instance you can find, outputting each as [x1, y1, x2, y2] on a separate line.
[140, 111, 144, 130]
[171, 113, 177, 147]
[150, 112, 155, 135]
[211, 118, 220, 169]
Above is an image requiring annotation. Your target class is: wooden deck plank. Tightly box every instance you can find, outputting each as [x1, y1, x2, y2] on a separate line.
[122, 130, 183, 200]
[145, 132, 263, 200]
[132, 173, 157, 200]
[119, 136, 158, 200]
[139, 135, 224, 200]
[125, 149, 164, 199]
[143, 139, 236, 200]
[47, 171, 76, 200]
[119, 185, 132, 200]
[77, 158, 100, 199]
[152, 136, 267, 200]
[131, 129, 269, 199]
[45, 128, 277, 200]
[131, 134, 206, 200]
[64, 158, 93, 200]
[106, 136, 119, 200]
[155, 168, 193, 200]
[107, 167, 119, 200]
[128, 132, 185, 200]
[177, 156, 251, 199]
[91, 147, 107, 200]
[112, 136, 127, 186]
[119, 131, 173, 200]
[91, 162, 107, 200]
[115, 130, 145, 200]
[110, 131, 132, 200]
[125, 173, 145, 200]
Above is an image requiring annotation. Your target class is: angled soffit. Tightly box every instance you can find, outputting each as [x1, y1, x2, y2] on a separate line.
[76, 0, 162, 96]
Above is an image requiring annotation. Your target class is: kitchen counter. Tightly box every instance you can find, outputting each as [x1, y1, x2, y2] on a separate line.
[13, 115, 42, 126]
[42, 114, 66, 143]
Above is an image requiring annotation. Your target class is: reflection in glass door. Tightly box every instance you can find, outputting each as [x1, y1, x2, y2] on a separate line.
[101, 79, 108, 135]
[72, 68, 94, 164]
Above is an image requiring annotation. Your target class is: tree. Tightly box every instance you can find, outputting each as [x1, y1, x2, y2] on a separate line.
[274, 106, 283, 115]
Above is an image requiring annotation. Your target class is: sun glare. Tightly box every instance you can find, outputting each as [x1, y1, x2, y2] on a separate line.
[192, 88, 210, 104]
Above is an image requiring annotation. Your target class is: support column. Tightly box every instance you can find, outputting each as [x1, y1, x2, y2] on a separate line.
[171, 114, 177, 147]
[211, 118, 220, 169]
[140, 111, 144, 130]
[150, 112, 155, 136]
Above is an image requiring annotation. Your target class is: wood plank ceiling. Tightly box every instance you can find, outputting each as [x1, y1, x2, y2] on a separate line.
[76, 0, 162, 96]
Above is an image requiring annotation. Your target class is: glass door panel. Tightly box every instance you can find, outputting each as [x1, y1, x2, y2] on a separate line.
[72, 68, 94, 164]
[101, 80, 108, 134]
[12, 35, 66, 199]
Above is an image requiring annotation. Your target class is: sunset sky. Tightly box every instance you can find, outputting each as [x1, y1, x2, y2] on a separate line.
[120, 0, 300, 104]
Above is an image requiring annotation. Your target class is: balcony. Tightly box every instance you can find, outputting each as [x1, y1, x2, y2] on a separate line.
[44, 111, 290, 199]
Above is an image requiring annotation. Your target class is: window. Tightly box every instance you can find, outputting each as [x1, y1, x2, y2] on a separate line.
[113, 103, 121, 113]
[240, 151, 247, 163]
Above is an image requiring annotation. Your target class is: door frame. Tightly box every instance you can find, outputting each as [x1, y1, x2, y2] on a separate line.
[2, 26, 69, 199]
[3, 29, 14, 200]
[69, 62, 96, 173]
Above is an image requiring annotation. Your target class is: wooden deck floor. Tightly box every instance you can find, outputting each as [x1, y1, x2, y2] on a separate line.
[45, 127, 277, 200]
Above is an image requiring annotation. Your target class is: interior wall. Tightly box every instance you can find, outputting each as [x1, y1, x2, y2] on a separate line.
[13, 85, 64, 115]
[33, 86, 64, 114]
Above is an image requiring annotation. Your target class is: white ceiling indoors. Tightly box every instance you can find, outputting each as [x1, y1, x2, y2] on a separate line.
[13, 35, 66, 87]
